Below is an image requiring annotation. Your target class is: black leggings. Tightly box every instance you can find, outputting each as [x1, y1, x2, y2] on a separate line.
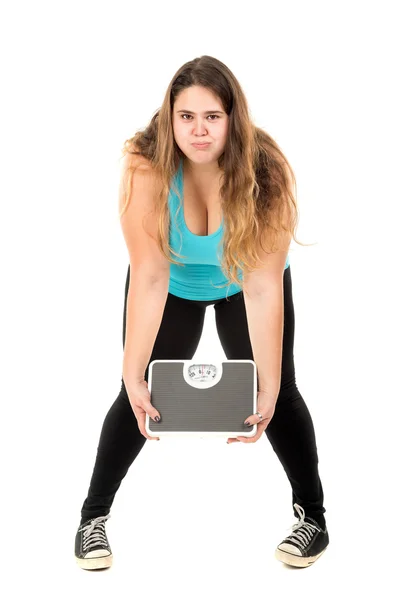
[80, 265, 326, 527]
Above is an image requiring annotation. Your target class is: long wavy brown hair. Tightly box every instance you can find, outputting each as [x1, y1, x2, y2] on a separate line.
[119, 55, 310, 291]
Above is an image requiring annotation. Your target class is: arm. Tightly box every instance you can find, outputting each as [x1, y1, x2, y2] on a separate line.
[122, 273, 169, 386]
[242, 230, 291, 397]
[119, 152, 171, 386]
[243, 282, 284, 396]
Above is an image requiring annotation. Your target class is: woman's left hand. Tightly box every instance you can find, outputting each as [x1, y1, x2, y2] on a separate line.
[226, 390, 277, 444]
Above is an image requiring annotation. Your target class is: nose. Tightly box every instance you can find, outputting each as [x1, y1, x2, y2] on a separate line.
[193, 118, 208, 136]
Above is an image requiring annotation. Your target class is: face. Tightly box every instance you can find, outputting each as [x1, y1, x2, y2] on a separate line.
[172, 85, 229, 165]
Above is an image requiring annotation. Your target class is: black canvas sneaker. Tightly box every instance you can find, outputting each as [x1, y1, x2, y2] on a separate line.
[275, 503, 329, 568]
[75, 514, 113, 570]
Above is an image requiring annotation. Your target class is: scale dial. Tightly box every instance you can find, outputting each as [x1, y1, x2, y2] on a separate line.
[187, 363, 218, 383]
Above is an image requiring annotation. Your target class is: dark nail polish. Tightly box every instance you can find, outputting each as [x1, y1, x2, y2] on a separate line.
[155, 416, 160, 422]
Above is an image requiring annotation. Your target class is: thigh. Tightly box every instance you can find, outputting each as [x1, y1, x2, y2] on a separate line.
[122, 265, 208, 387]
[214, 266, 296, 390]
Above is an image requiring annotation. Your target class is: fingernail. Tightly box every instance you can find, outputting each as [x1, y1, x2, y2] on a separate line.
[244, 421, 250, 426]
[155, 416, 160, 422]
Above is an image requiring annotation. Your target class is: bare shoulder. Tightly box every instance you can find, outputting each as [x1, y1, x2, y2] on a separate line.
[119, 145, 163, 215]
[118, 144, 170, 277]
[121, 144, 156, 176]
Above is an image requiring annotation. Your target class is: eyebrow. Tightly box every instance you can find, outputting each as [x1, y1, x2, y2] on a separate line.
[176, 110, 225, 115]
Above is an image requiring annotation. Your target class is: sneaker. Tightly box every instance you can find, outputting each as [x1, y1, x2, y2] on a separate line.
[275, 503, 329, 568]
[75, 514, 113, 570]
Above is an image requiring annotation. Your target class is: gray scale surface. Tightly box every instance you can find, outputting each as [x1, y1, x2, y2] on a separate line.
[146, 359, 257, 438]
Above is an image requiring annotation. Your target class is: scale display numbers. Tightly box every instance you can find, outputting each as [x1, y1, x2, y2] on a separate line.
[187, 363, 218, 382]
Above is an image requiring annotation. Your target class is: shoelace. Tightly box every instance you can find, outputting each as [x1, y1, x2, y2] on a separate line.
[79, 514, 110, 553]
[283, 503, 320, 551]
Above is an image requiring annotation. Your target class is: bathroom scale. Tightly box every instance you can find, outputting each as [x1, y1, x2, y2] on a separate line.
[145, 359, 258, 439]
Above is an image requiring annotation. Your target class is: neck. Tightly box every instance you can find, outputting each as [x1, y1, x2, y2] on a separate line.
[182, 157, 223, 179]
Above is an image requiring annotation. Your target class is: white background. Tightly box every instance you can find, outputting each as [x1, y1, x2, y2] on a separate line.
[1, 0, 398, 597]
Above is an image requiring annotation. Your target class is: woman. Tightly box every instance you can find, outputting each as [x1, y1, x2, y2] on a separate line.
[75, 55, 329, 570]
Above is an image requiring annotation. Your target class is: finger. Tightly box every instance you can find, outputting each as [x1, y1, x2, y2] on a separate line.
[245, 416, 269, 426]
[244, 414, 262, 426]
[237, 424, 266, 443]
[142, 396, 161, 423]
[139, 414, 160, 441]
[236, 434, 260, 443]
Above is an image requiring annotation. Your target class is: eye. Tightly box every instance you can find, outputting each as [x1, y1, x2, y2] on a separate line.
[181, 114, 220, 121]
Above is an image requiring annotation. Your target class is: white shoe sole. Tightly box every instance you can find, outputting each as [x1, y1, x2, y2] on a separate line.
[75, 553, 113, 570]
[275, 546, 327, 568]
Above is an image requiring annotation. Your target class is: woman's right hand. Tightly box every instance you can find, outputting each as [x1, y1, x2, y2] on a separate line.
[126, 380, 161, 441]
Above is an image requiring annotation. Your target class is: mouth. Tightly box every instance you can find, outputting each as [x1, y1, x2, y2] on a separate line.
[192, 142, 211, 148]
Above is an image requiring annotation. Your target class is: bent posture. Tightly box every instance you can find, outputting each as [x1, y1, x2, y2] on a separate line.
[75, 55, 329, 571]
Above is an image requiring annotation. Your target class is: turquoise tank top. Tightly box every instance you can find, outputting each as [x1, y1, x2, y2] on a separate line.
[167, 159, 290, 300]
